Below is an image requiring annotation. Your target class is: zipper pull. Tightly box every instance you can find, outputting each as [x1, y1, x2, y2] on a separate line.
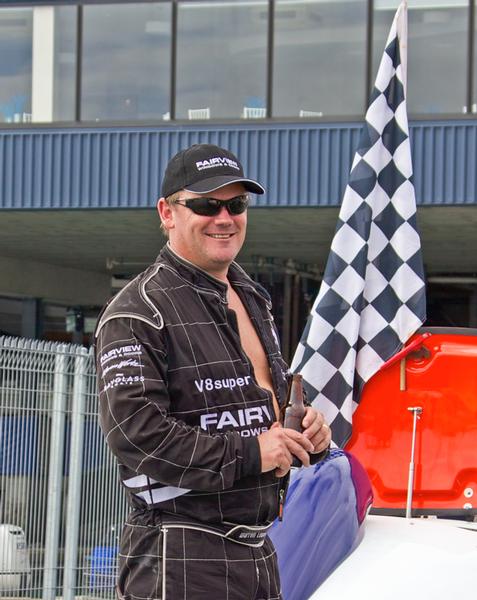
[278, 488, 285, 521]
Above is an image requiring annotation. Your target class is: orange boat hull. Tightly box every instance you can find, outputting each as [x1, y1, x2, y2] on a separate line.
[345, 327, 477, 516]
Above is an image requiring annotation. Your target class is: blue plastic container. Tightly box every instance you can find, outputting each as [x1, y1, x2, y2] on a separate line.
[85, 545, 118, 591]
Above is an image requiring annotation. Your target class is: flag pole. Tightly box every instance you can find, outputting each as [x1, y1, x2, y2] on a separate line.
[398, 1, 408, 97]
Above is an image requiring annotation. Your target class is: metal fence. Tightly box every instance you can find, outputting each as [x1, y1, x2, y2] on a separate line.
[0, 336, 128, 600]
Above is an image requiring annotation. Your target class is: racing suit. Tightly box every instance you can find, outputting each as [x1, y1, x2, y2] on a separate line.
[95, 245, 290, 599]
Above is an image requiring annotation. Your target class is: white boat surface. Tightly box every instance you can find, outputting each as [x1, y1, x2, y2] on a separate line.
[311, 514, 477, 600]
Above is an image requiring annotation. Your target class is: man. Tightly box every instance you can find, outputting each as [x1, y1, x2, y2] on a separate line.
[95, 143, 331, 600]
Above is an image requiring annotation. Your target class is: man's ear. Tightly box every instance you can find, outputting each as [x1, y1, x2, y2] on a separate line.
[157, 197, 174, 231]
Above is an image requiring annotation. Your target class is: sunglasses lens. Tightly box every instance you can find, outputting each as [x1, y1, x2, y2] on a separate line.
[188, 198, 220, 216]
[184, 196, 248, 216]
[228, 197, 248, 214]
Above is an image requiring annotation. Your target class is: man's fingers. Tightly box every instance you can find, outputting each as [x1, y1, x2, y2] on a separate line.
[274, 465, 289, 478]
[309, 431, 327, 448]
[281, 427, 314, 466]
[302, 406, 321, 429]
[258, 421, 328, 476]
[310, 435, 330, 454]
[282, 435, 311, 467]
[281, 427, 314, 452]
[272, 443, 293, 478]
[310, 422, 332, 453]
[301, 408, 332, 453]
[275, 445, 293, 468]
[302, 407, 323, 439]
[302, 419, 320, 440]
[258, 425, 296, 475]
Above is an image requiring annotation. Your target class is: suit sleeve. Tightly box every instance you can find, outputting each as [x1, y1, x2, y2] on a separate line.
[95, 316, 261, 492]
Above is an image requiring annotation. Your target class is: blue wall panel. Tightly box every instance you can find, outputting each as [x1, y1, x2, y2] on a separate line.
[411, 122, 477, 205]
[0, 120, 476, 210]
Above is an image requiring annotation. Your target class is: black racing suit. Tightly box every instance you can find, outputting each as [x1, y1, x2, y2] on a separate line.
[95, 245, 291, 599]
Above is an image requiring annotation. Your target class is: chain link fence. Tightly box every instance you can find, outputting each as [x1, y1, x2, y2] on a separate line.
[0, 336, 128, 600]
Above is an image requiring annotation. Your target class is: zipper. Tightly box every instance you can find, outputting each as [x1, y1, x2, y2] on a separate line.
[278, 487, 285, 521]
[161, 526, 168, 600]
[233, 281, 273, 311]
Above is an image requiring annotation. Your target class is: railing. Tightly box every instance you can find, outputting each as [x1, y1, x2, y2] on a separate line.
[0, 336, 127, 600]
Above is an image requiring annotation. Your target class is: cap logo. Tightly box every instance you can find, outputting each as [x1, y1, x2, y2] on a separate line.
[196, 157, 240, 171]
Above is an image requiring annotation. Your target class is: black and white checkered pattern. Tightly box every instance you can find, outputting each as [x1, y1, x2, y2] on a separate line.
[291, 2, 426, 448]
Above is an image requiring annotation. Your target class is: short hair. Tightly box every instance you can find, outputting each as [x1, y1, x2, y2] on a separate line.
[159, 191, 182, 237]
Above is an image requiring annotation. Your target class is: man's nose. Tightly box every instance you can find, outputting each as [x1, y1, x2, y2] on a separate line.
[214, 205, 233, 221]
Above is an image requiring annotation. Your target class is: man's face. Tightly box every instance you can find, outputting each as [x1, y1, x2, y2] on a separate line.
[158, 182, 248, 279]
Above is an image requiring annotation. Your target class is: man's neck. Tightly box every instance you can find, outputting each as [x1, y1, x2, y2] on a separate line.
[166, 243, 230, 283]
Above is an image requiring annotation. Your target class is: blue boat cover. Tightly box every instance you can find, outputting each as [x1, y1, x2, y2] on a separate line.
[269, 449, 373, 600]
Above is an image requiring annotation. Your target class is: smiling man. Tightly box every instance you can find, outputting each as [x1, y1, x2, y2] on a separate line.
[94, 144, 331, 600]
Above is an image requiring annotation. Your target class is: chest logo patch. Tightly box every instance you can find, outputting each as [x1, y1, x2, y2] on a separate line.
[200, 404, 272, 432]
[194, 376, 252, 393]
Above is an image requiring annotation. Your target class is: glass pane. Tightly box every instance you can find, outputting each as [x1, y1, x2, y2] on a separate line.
[373, 0, 468, 115]
[53, 6, 76, 121]
[273, 0, 367, 118]
[474, 0, 477, 113]
[176, 1, 268, 120]
[82, 3, 171, 122]
[0, 8, 32, 124]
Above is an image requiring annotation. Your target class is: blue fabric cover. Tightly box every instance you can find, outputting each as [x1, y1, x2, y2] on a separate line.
[269, 449, 372, 600]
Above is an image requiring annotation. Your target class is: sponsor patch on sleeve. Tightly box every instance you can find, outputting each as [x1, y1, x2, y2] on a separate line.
[99, 344, 145, 393]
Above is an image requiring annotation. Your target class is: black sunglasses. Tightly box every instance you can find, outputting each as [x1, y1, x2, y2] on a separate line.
[174, 195, 249, 216]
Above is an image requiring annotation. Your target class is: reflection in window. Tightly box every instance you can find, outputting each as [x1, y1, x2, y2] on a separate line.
[0, 8, 32, 123]
[373, 0, 468, 114]
[82, 3, 171, 121]
[176, 1, 268, 120]
[273, 0, 367, 118]
[53, 7, 76, 121]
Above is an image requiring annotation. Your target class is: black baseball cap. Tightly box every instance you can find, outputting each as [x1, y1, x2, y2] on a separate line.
[161, 143, 265, 198]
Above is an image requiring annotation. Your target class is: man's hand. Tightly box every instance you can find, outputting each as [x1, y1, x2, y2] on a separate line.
[258, 422, 314, 477]
[301, 407, 331, 454]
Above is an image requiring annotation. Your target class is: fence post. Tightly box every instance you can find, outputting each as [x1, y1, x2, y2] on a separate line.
[63, 349, 89, 600]
[42, 350, 68, 600]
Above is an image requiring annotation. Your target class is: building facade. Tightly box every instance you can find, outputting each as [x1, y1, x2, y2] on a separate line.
[0, 0, 476, 356]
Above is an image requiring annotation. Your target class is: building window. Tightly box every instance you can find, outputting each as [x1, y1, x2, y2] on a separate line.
[273, 0, 367, 118]
[53, 7, 77, 122]
[373, 0, 468, 115]
[81, 3, 171, 122]
[176, 0, 268, 120]
[0, 8, 33, 124]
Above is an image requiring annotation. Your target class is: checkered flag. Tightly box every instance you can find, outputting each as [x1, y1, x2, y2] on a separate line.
[291, 2, 426, 448]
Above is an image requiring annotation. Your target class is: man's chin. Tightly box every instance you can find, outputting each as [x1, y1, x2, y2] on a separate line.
[199, 253, 240, 276]
[206, 246, 241, 264]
